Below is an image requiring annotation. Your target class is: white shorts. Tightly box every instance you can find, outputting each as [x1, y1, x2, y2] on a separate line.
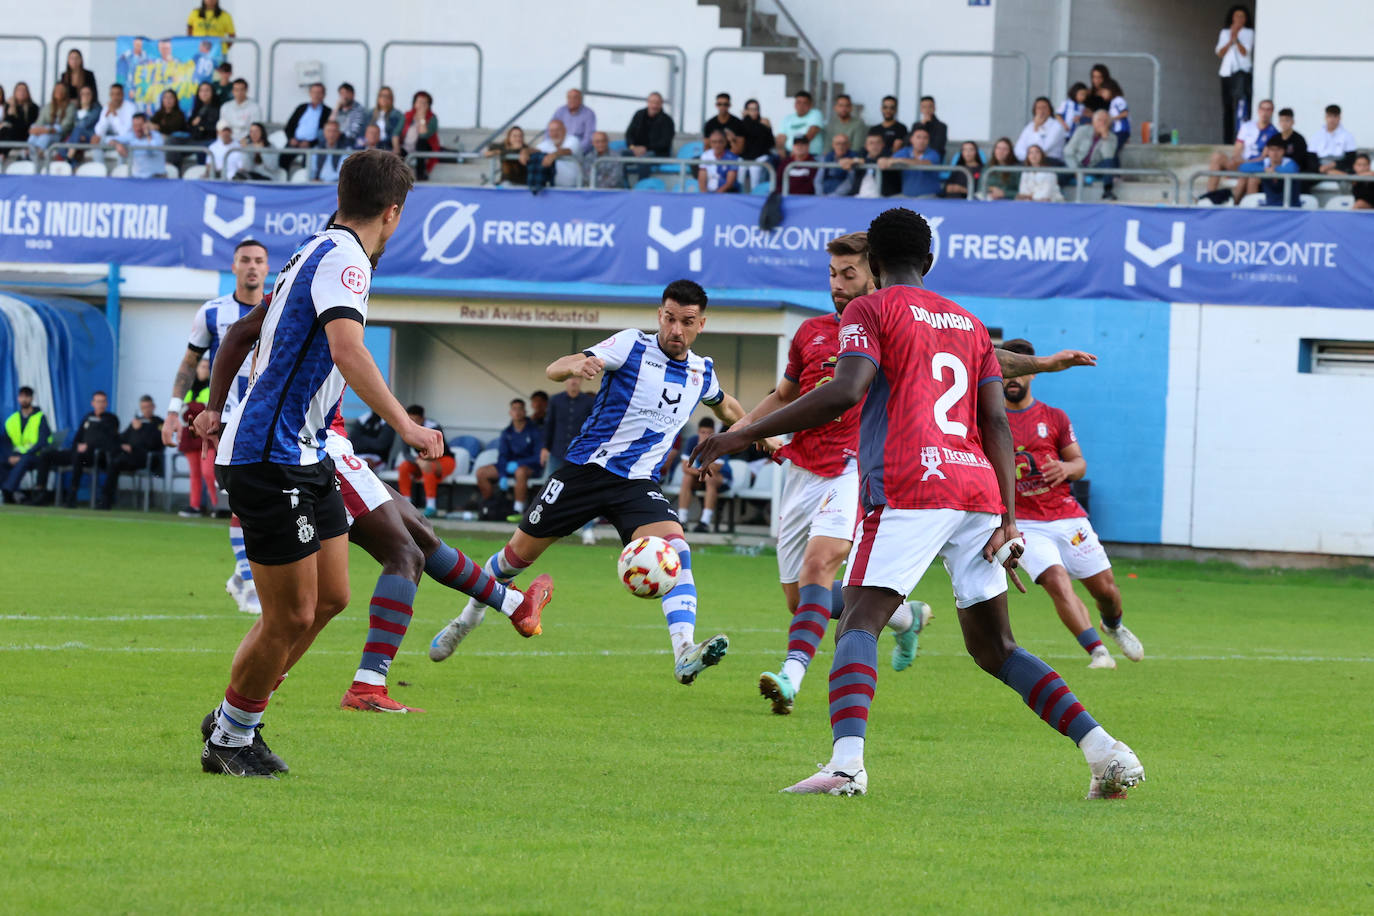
[325, 431, 392, 526]
[845, 507, 1006, 609]
[1018, 517, 1111, 582]
[776, 461, 860, 584]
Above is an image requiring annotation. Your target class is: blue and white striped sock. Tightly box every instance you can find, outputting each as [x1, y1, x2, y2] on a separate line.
[228, 517, 252, 582]
[661, 536, 696, 657]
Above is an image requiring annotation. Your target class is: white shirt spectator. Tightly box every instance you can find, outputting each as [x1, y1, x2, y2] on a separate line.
[698, 146, 738, 192]
[1313, 124, 1357, 160]
[1236, 119, 1274, 159]
[1018, 170, 1064, 202]
[856, 167, 881, 198]
[537, 133, 583, 187]
[220, 98, 261, 143]
[119, 130, 166, 178]
[1216, 27, 1254, 77]
[93, 99, 135, 140]
[1014, 118, 1066, 161]
[208, 136, 244, 179]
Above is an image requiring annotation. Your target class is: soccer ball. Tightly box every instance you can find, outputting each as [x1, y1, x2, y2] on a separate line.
[617, 536, 682, 598]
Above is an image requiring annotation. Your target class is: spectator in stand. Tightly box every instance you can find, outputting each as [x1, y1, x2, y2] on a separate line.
[625, 91, 675, 182]
[187, 0, 236, 52]
[211, 62, 234, 105]
[402, 90, 441, 179]
[151, 89, 188, 139]
[528, 390, 548, 430]
[1205, 97, 1275, 204]
[34, 390, 120, 508]
[1056, 82, 1089, 137]
[825, 93, 867, 152]
[583, 130, 625, 189]
[780, 136, 816, 195]
[875, 95, 907, 154]
[1100, 79, 1130, 146]
[186, 80, 219, 146]
[486, 125, 530, 186]
[777, 90, 825, 156]
[703, 92, 744, 142]
[885, 124, 942, 198]
[476, 398, 542, 522]
[396, 404, 453, 518]
[235, 122, 277, 180]
[309, 119, 350, 182]
[820, 133, 861, 196]
[2, 386, 51, 505]
[1014, 96, 1068, 164]
[59, 49, 98, 107]
[940, 140, 984, 198]
[356, 123, 384, 152]
[1274, 107, 1309, 171]
[530, 118, 581, 190]
[103, 395, 163, 511]
[552, 88, 596, 151]
[282, 81, 330, 171]
[915, 95, 948, 161]
[115, 113, 166, 179]
[367, 86, 403, 155]
[1017, 144, 1064, 202]
[735, 98, 775, 190]
[853, 129, 887, 198]
[0, 82, 39, 143]
[1314, 104, 1357, 174]
[60, 85, 101, 162]
[1064, 109, 1120, 196]
[677, 418, 732, 533]
[333, 82, 366, 145]
[1238, 135, 1299, 206]
[1090, 63, 1111, 94]
[207, 119, 244, 178]
[1338, 153, 1374, 208]
[1216, 5, 1254, 144]
[220, 78, 259, 143]
[541, 376, 597, 544]
[984, 136, 1020, 200]
[697, 129, 739, 193]
[27, 83, 76, 155]
[348, 411, 396, 469]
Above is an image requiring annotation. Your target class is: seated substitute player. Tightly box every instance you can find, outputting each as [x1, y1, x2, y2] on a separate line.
[196, 150, 448, 778]
[694, 208, 1143, 799]
[739, 231, 1098, 715]
[676, 417, 732, 532]
[1000, 338, 1143, 668]
[198, 300, 552, 724]
[162, 239, 268, 613]
[430, 279, 748, 685]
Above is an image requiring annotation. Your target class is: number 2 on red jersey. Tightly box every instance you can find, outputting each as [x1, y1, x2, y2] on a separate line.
[931, 352, 970, 436]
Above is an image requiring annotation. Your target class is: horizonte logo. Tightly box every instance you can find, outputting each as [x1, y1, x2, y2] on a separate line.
[1195, 238, 1338, 268]
[713, 224, 848, 251]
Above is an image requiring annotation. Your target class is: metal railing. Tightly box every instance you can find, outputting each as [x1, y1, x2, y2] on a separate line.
[1048, 51, 1160, 142]
[701, 46, 820, 133]
[1187, 168, 1374, 209]
[982, 164, 1180, 203]
[780, 158, 974, 198]
[744, 0, 824, 98]
[583, 45, 686, 132]
[380, 41, 483, 128]
[585, 154, 776, 191]
[268, 38, 370, 123]
[1268, 55, 1374, 107]
[1, 34, 48, 99]
[55, 35, 262, 107]
[825, 48, 899, 119]
[918, 50, 1029, 135]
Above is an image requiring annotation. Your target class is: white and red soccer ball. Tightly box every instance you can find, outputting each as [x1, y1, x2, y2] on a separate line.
[616, 536, 682, 598]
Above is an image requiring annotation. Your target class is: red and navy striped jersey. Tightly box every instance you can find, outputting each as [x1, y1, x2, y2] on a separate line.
[1007, 400, 1086, 521]
[778, 313, 861, 477]
[838, 285, 1003, 514]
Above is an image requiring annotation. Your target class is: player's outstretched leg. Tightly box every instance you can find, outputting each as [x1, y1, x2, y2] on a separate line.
[960, 594, 1144, 799]
[343, 574, 426, 713]
[660, 534, 727, 685]
[1037, 566, 1114, 668]
[430, 542, 550, 659]
[825, 581, 928, 673]
[763, 583, 831, 714]
[226, 515, 260, 614]
[1083, 569, 1144, 662]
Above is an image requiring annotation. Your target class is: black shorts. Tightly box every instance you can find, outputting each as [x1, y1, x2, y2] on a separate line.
[217, 460, 349, 566]
[519, 462, 679, 544]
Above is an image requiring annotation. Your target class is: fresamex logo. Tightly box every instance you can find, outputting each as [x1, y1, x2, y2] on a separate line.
[647, 205, 704, 271]
[1123, 219, 1184, 288]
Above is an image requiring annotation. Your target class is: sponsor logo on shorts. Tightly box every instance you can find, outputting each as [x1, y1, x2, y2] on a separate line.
[646, 490, 670, 504]
[296, 515, 315, 543]
[1071, 528, 1087, 546]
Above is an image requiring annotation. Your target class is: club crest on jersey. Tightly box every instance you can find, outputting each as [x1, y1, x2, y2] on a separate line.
[1037, 422, 1048, 438]
[920, 446, 946, 481]
[296, 515, 315, 543]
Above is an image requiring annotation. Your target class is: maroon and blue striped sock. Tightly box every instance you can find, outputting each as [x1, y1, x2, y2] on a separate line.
[997, 648, 1099, 742]
[1076, 627, 1103, 654]
[354, 574, 418, 686]
[828, 580, 846, 619]
[781, 583, 832, 687]
[828, 629, 878, 765]
[424, 541, 509, 612]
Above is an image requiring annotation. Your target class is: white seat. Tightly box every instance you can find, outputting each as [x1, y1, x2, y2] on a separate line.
[449, 446, 473, 478]
[1238, 192, 1265, 208]
[659, 463, 683, 498]
[163, 162, 180, 178]
[1325, 194, 1355, 210]
[5, 160, 36, 175]
[471, 448, 498, 470]
[1192, 195, 1216, 207]
[734, 461, 775, 499]
[1298, 193, 1319, 210]
[1309, 180, 1339, 193]
[74, 161, 108, 177]
[45, 160, 73, 176]
[452, 447, 498, 486]
[287, 166, 310, 183]
[181, 164, 208, 180]
[108, 163, 130, 177]
[268, 129, 288, 149]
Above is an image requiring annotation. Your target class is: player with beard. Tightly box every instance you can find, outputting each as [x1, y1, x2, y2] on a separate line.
[1000, 338, 1143, 668]
[740, 231, 1099, 715]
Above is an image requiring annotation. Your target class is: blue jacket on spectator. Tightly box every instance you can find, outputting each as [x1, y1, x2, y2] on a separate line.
[894, 146, 943, 197]
[498, 420, 542, 472]
[820, 150, 860, 195]
[544, 390, 595, 464]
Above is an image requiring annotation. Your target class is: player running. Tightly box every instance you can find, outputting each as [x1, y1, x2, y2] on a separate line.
[162, 240, 267, 614]
[195, 150, 446, 777]
[694, 208, 1143, 799]
[740, 232, 1099, 714]
[1000, 338, 1144, 669]
[429, 279, 747, 685]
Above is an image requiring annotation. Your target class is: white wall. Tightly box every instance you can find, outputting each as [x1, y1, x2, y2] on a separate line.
[1166, 302, 1374, 556]
[1255, 0, 1374, 144]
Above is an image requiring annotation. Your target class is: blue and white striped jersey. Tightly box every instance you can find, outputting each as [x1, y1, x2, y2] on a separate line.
[187, 293, 258, 414]
[565, 328, 724, 480]
[216, 225, 371, 467]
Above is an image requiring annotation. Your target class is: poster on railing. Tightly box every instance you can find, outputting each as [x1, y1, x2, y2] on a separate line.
[0, 176, 1371, 310]
[116, 36, 224, 115]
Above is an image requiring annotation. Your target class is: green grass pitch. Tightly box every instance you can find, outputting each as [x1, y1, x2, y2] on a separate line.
[1, 508, 1372, 913]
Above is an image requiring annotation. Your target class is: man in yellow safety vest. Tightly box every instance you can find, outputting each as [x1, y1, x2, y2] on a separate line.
[2, 386, 52, 504]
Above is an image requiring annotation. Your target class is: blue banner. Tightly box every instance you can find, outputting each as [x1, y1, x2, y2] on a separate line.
[116, 36, 224, 116]
[2, 176, 1372, 309]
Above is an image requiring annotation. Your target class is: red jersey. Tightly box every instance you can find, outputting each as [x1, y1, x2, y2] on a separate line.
[1006, 400, 1086, 521]
[838, 286, 1003, 514]
[778, 313, 862, 476]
